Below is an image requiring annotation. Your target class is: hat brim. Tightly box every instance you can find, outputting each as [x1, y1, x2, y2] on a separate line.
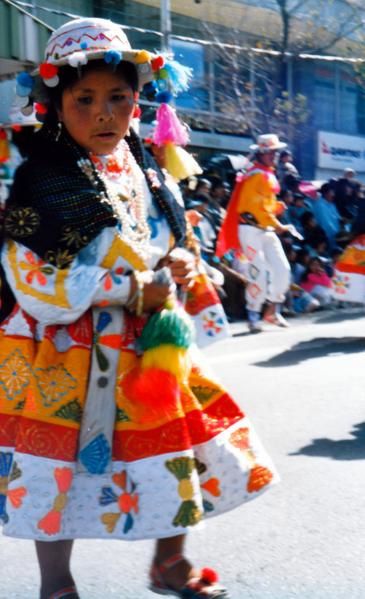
[249, 141, 287, 152]
[32, 49, 155, 90]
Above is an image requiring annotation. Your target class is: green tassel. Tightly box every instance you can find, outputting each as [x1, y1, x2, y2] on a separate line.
[139, 308, 194, 352]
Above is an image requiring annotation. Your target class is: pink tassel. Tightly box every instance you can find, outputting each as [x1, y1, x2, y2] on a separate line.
[153, 104, 189, 147]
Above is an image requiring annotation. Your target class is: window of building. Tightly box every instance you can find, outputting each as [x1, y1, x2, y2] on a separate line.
[314, 63, 336, 131]
[171, 39, 209, 111]
[339, 66, 357, 134]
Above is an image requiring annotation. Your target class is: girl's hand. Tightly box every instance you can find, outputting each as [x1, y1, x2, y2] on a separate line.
[165, 248, 197, 290]
[127, 271, 174, 313]
[143, 279, 175, 311]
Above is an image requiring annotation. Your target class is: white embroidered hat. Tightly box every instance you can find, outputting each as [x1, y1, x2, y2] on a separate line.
[15, 18, 162, 117]
[15, 17, 191, 121]
[39, 18, 156, 87]
[249, 133, 287, 152]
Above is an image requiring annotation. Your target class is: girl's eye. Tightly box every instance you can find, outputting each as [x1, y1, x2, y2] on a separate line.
[111, 94, 126, 102]
[77, 97, 93, 105]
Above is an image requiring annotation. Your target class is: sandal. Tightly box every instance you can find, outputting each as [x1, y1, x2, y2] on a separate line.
[149, 553, 230, 598]
[48, 586, 79, 599]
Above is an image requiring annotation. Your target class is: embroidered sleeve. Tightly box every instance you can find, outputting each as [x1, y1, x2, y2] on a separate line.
[2, 232, 133, 325]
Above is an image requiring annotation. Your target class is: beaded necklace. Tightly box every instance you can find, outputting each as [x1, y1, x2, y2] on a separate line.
[78, 139, 151, 262]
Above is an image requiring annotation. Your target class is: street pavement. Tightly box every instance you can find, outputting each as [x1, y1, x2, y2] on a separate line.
[1, 307, 365, 599]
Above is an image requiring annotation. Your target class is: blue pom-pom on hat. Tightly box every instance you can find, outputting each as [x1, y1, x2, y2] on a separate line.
[156, 90, 173, 104]
[16, 72, 34, 90]
[104, 50, 122, 65]
[16, 84, 32, 98]
[143, 81, 158, 94]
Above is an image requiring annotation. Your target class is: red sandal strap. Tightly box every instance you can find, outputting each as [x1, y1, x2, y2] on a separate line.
[156, 552, 185, 574]
[48, 586, 78, 599]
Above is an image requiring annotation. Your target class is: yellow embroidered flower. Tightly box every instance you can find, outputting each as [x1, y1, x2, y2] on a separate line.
[5, 206, 40, 237]
[0, 349, 30, 401]
[35, 364, 77, 407]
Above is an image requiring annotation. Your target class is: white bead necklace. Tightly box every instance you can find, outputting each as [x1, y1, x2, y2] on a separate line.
[78, 140, 151, 262]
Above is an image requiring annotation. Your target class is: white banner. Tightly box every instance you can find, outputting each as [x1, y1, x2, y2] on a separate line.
[318, 131, 365, 172]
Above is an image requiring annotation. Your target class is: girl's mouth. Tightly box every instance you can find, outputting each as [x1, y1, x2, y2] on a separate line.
[95, 132, 116, 138]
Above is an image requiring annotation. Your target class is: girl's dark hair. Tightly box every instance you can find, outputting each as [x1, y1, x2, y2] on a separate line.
[42, 60, 139, 126]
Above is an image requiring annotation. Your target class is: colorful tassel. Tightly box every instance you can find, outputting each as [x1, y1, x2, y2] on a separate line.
[138, 305, 194, 351]
[162, 60, 192, 96]
[164, 143, 202, 181]
[153, 104, 189, 147]
[120, 366, 180, 423]
[141, 345, 191, 383]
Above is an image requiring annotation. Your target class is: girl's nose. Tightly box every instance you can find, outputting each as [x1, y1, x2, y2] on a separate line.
[97, 101, 114, 121]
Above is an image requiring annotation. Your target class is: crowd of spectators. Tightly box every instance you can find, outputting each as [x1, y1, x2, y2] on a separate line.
[179, 151, 363, 323]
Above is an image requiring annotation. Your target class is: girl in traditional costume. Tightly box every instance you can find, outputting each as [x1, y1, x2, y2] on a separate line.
[0, 18, 278, 599]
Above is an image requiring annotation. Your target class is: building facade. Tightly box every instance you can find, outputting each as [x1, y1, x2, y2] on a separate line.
[1, 0, 365, 178]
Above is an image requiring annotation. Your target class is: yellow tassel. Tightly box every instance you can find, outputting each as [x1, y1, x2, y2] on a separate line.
[164, 143, 202, 181]
[141, 345, 191, 383]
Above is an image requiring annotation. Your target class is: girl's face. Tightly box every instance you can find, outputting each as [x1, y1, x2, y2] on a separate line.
[310, 259, 322, 274]
[58, 69, 136, 155]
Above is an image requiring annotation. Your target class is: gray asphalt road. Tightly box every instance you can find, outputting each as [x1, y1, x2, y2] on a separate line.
[2, 308, 365, 599]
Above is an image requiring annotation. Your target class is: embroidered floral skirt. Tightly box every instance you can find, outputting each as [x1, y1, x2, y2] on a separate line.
[0, 306, 278, 541]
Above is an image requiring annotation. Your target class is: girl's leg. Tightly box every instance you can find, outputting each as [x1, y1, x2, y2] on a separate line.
[153, 534, 197, 589]
[35, 540, 77, 599]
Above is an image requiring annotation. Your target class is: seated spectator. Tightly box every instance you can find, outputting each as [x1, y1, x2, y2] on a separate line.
[193, 177, 226, 232]
[287, 193, 312, 235]
[334, 177, 359, 221]
[283, 244, 320, 314]
[311, 182, 341, 250]
[300, 256, 333, 306]
[343, 167, 356, 180]
[210, 178, 231, 210]
[185, 197, 217, 262]
[293, 247, 311, 284]
[300, 211, 327, 251]
[218, 251, 247, 322]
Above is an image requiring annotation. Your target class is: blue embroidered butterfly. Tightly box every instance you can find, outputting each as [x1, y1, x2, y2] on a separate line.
[0, 452, 13, 524]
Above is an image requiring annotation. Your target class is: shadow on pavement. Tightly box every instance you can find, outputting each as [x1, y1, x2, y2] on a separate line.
[290, 422, 365, 460]
[254, 336, 365, 367]
[313, 309, 364, 325]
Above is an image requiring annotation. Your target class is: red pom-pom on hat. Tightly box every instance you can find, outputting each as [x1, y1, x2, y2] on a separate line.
[200, 568, 219, 584]
[0, 129, 7, 140]
[133, 105, 142, 119]
[151, 56, 165, 71]
[39, 62, 58, 79]
[34, 102, 48, 115]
